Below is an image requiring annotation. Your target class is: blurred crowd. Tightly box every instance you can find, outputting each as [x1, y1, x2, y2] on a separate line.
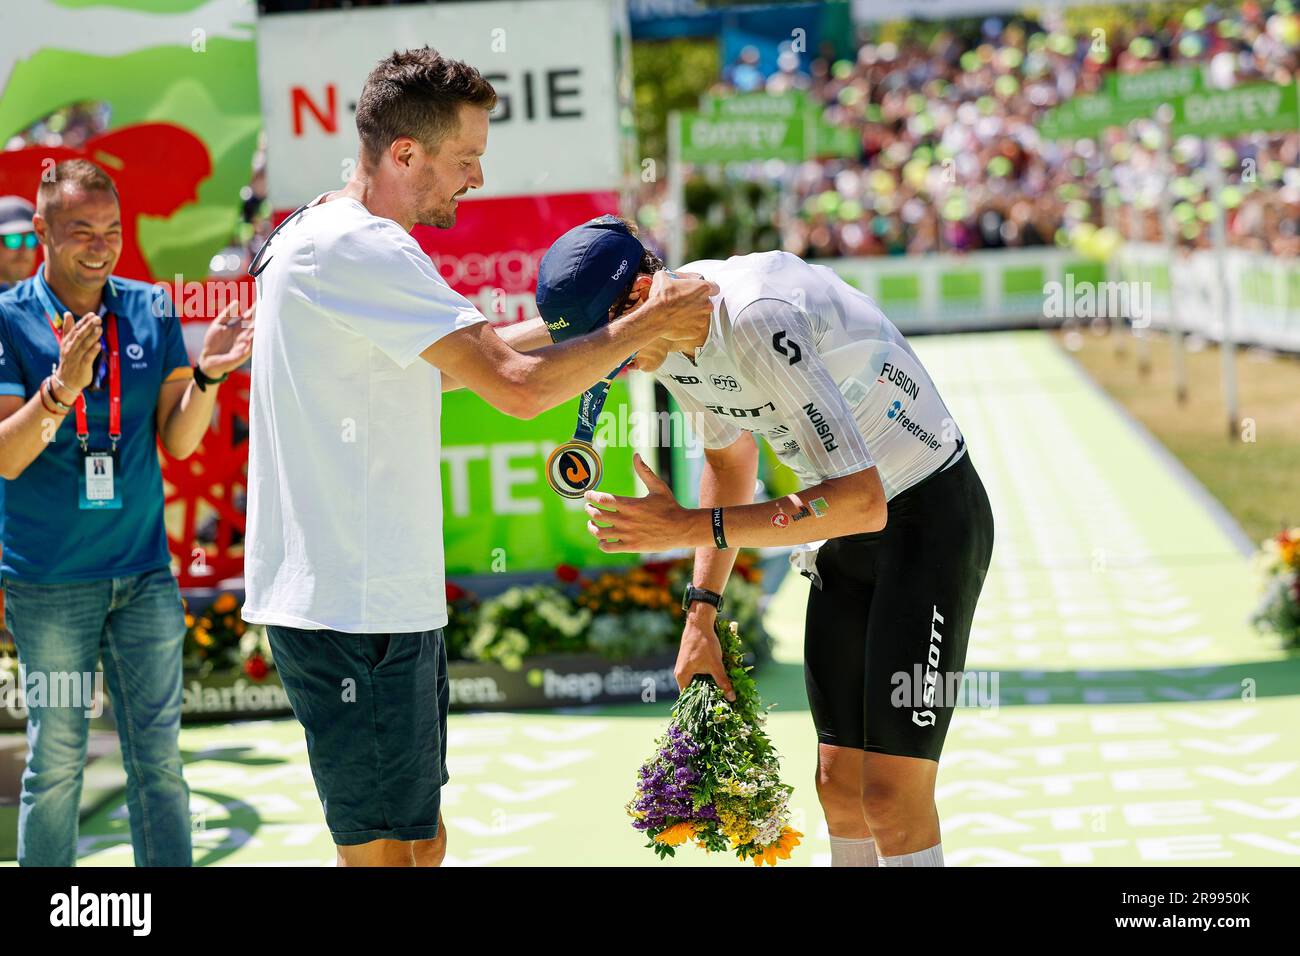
[9, 3, 1299, 272]
[637, 1, 1300, 261]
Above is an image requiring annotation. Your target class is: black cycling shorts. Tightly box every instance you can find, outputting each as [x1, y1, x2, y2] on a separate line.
[803, 452, 994, 761]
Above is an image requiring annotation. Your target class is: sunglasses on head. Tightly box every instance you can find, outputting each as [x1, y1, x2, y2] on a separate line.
[2, 232, 37, 250]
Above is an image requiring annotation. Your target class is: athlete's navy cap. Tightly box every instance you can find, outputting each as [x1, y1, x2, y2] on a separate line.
[535, 215, 645, 343]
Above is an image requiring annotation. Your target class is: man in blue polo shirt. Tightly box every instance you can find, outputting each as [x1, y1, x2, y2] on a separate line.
[0, 159, 254, 866]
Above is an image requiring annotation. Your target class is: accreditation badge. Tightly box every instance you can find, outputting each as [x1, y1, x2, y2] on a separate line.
[79, 449, 123, 510]
[546, 440, 603, 499]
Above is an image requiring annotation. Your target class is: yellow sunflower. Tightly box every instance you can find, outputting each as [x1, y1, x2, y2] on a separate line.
[653, 822, 696, 846]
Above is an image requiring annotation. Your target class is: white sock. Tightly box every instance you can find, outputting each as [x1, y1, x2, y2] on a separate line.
[878, 842, 944, 867]
[828, 834, 879, 867]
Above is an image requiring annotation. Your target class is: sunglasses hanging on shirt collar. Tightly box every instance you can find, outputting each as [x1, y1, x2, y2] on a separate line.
[248, 202, 309, 278]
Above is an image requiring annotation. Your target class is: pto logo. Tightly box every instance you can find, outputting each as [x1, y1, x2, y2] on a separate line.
[709, 374, 740, 392]
[772, 330, 802, 365]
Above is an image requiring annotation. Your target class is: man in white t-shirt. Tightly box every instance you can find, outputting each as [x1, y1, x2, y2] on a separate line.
[241, 48, 716, 867]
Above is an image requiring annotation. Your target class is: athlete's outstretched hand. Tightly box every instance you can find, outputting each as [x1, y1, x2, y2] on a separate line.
[584, 453, 689, 552]
[675, 613, 736, 701]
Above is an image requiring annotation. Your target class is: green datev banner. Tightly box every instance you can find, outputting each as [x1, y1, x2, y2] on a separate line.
[1106, 65, 1202, 106]
[1172, 81, 1300, 138]
[680, 106, 805, 164]
[1044, 72, 1299, 143]
[440, 386, 639, 575]
[681, 90, 856, 163]
[1042, 66, 1202, 141]
[0, 0, 260, 282]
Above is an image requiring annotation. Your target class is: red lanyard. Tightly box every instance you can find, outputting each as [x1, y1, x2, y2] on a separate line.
[47, 313, 122, 450]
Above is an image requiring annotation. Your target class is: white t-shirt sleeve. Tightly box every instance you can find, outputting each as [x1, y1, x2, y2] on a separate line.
[315, 218, 486, 368]
[730, 298, 874, 480]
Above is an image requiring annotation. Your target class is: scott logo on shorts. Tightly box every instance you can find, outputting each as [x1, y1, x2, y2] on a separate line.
[912, 605, 944, 728]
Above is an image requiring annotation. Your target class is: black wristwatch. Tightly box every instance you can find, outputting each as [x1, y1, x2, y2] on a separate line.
[193, 364, 229, 392]
[682, 584, 725, 614]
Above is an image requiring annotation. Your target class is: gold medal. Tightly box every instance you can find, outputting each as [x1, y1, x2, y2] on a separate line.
[546, 440, 603, 498]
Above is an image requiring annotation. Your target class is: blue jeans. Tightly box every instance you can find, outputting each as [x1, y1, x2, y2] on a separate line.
[3, 567, 192, 866]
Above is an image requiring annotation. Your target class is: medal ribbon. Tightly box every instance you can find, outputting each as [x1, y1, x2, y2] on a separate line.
[572, 357, 634, 445]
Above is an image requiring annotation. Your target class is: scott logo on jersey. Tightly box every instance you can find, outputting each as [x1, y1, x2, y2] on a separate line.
[772, 330, 802, 365]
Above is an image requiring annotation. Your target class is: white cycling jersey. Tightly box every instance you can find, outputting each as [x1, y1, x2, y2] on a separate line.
[655, 251, 965, 500]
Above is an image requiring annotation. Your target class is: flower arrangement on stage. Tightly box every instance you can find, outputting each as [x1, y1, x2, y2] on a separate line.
[627, 619, 800, 866]
[174, 552, 773, 680]
[1252, 527, 1300, 649]
[183, 592, 271, 680]
[458, 552, 772, 668]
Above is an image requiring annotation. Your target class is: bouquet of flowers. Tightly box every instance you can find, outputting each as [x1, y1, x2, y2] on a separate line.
[1252, 527, 1300, 649]
[627, 619, 801, 866]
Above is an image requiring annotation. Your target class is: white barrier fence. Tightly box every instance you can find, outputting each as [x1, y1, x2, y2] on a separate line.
[814, 245, 1300, 353]
[1116, 242, 1300, 353]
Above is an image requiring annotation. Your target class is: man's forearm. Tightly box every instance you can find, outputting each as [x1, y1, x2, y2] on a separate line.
[506, 301, 675, 414]
[160, 380, 218, 458]
[442, 318, 550, 392]
[499, 317, 552, 353]
[684, 449, 757, 627]
[684, 473, 886, 550]
[0, 391, 71, 479]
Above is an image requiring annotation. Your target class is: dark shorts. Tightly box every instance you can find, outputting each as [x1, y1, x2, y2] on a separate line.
[804, 453, 994, 761]
[267, 625, 449, 846]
